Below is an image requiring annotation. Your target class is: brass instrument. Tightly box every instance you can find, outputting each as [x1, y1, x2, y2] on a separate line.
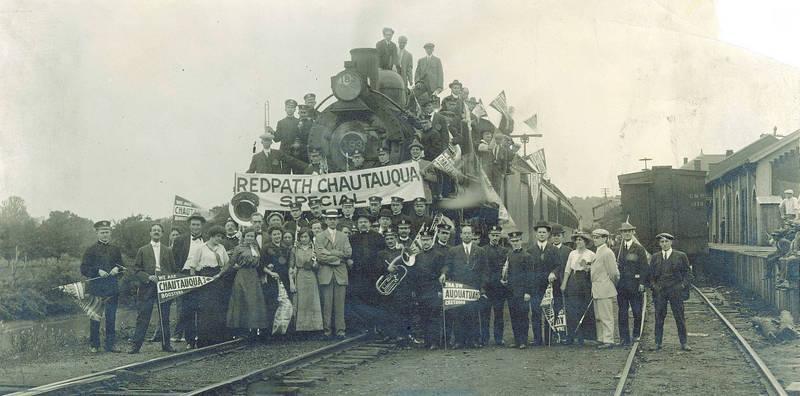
[500, 257, 509, 285]
[375, 254, 409, 296]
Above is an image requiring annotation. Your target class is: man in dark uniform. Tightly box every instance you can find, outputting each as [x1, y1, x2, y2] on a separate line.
[303, 93, 318, 120]
[389, 196, 407, 225]
[338, 197, 357, 229]
[80, 220, 124, 353]
[274, 99, 300, 157]
[411, 229, 445, 349]
[419, 99, 449, 161]
[444, 224, 488, 348]
[306, 198, 324, 224]
[348, 150, 366, 171]
[409, 197, 432, 235]
[526, 220, 560, 346]
[284, 202, 310, 235]
[481, 225, 510, 346]
[376, 229, 406, 338]
[504, 231, 533, 348]
[617, 220, 649, 346]
[375, 146, 392, 168]
[434, 222, 453, 249]
[129, 223, 177, 353]
[172, 214, 206, 349]
[304, 146, 326, 175]
[646, 232, 692, 351]
[397, 219, 414, 249]
[347, 213, 386, 331]
[377, 209, 393, 235]
[367, 196, 383, 220]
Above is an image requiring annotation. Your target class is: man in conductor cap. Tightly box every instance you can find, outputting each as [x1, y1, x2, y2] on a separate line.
[80, 220, 124, 353]
[376, 27, 400, 73]
[645, 232, 692, 351]
[616, 219, 649, 346]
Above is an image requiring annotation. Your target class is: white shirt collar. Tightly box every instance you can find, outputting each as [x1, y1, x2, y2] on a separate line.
[151, 241, 160, 247]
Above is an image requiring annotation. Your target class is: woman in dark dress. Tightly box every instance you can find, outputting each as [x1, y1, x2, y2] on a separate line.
[560, 232, 597, 345]
[227, 228, 269, 336]
[184, 226, 230, 347]
[261, 226, 291, 337]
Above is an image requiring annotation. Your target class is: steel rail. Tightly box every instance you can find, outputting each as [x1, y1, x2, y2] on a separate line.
[613, 290, 648, 396]
[10, 338, 245, 396]
[692, 285, 787, 396]
[184, 333, 370, 395]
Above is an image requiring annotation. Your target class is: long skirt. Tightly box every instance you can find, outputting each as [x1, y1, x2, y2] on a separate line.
[564, 271, 596, 342]
[294, 269, 323, 331]
[196, 267, 228, 347]
[227, 267, 269, 329]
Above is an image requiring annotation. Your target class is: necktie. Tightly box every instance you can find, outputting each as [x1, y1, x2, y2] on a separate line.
[663, 252, 667, 260]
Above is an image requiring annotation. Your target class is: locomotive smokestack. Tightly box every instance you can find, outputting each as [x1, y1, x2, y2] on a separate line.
[350, 48, 379, 88]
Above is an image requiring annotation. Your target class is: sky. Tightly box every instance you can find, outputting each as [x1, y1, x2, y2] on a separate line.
[2, 0, 800, 221]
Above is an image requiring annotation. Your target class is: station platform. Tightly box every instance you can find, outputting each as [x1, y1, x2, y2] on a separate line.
[707, 243, 799, 322]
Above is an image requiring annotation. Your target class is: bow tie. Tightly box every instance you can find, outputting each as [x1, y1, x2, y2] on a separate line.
[98, 241, 109, 245]
[191, 235, 202, 241]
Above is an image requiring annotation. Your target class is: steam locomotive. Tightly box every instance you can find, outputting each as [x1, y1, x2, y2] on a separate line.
[230, 47, 579, 240]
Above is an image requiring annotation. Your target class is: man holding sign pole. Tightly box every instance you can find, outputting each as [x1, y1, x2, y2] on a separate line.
[129, 223, 176, 353]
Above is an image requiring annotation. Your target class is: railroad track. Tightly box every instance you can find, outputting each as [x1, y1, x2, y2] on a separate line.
[9, 333, 396, 396]
[616, 286, 788, 396]
[9, 338, 246, 396]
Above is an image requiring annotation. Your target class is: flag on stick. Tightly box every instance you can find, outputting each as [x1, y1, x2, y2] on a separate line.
[173, 195, 208, 222]
[529, 148, 547, 174]
[471, 101, 488, 119]
[524, 114, 538, 130]
[57, 281, 105, 321]
[490, 91, 509, 117]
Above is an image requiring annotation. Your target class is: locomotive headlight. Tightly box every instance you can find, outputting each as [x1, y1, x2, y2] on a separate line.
[331, 70, 364, 101]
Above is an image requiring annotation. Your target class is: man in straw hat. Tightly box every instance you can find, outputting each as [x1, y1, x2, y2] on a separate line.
[316, 209, 352, 339]
[645, 232, 692, 351]
[616, 218, 649, 346]
[589, 228, 620, 349]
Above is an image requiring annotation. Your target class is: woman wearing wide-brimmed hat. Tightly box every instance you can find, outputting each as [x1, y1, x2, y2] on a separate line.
[560, 231, 597, 345]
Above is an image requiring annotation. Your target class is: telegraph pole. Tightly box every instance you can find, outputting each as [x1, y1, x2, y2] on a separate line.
[510, 133, 543, 157]
[639, 157, 652, 170]
[601, 188, 610, 199]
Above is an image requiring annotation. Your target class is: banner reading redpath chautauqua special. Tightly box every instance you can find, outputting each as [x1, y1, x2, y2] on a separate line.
[233, 163, 426, 210]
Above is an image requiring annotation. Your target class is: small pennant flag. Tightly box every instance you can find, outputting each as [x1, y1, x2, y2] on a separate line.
[471, 101, 488, 119]
[58, 281, 106, 321]
[489, 91, 509, 117]
[173, 195, 208, 222]
[524, 114, 537, 130]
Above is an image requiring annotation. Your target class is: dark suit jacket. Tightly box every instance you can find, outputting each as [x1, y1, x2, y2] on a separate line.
[445, 243, 489, 291]
[507, 249, 534, 298]
[617, 241, 649, 293]
[376, 39, 399, 71]
[527, 241, 560, 294]
[246, 149, 305, 174]
[132, 243, 176, 286]
[172, 235, 204, 272]
[553, 243, 573, 283]
[80, 242, 124, 297]
[274, 116, 300, 152]
[646, 249, 691, 294]
[415, 55, 443, 92]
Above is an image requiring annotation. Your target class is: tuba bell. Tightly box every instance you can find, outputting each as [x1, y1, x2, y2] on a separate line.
[229, 191, 260, 227]
[375, 255, 409, 296]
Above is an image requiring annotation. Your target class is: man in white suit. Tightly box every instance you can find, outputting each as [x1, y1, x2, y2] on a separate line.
[590, 229, 620, 349]
[315, 209, 353, 338]
[415, 42, 444, 95]
[398, 36, 413, 87]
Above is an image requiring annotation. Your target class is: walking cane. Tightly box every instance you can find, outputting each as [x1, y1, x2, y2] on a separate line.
[573, 299, 594, 336]
[155, 270, 167, 348]
[441, 300, 447, 350]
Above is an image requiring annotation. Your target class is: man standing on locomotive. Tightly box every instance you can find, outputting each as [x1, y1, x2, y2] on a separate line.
[616, 220, 649, 346]
[646, 232, 692, 351]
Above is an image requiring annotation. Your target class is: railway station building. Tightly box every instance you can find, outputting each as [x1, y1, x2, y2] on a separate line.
[707, 130, 800, 246]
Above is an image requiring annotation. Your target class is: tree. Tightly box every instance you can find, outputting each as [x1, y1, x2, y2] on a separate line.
[112, 214, 154, 258]
[36, 211, 96, 259]
[0, 196, 38, 260]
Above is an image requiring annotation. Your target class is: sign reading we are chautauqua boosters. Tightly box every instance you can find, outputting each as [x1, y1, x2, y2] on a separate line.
[234, 163, 426, 210]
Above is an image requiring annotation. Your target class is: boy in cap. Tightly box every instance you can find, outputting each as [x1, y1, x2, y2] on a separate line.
[645, 232, 692, 351]
[80, 220, 124, 353]
[616, 220, 649, 345]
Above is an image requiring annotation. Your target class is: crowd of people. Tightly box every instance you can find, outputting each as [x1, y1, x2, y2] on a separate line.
[80, 198, 694, 354]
